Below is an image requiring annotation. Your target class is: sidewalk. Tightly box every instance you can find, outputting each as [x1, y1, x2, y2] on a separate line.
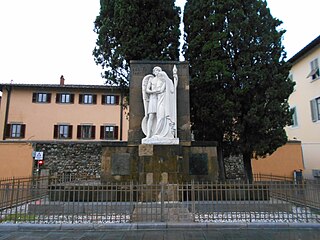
[0, 223, 319, 240]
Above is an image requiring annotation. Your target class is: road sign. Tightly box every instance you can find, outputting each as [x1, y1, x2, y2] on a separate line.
[35, 151, 44, 160]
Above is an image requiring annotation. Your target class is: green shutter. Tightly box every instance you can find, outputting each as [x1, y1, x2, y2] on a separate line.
[91, 126, 96, 139]
[310, 99, 317, 122]
[5, 124, 11, 138]
[114, 126, 119, 139]
[21, 124, 26, 138]
[77, 125, 81, 139]
[53, 125, 58, 139]
[100, 126, 104, 139]
[32, 93, 37, 102]
[102, 95, 106, 104]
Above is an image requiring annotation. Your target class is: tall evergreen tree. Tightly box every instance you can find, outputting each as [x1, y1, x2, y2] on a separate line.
[93, 0, 181, 88]
[183, 0, 233, 181]
[183, 0, 294, 182]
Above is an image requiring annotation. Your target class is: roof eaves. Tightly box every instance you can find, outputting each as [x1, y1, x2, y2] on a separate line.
[0, 83, 121, 91]
[288, 35, 320, 64]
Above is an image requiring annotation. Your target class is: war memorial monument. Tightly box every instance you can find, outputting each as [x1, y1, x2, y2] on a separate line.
[100, 61, 219, 184]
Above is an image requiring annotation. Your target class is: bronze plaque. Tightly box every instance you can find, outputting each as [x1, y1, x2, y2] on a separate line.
[111, 153, 131, 175]
[189, 153, 208, 175]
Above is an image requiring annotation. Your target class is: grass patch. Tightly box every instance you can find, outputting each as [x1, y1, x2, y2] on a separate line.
[0, 214, 37, 223]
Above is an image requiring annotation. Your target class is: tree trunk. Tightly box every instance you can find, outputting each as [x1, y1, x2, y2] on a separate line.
[243, 152, 253, 183]
[217, 143, 226, 182]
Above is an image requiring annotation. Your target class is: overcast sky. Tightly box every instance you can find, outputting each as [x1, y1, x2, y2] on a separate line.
[0, 0, 319, 85]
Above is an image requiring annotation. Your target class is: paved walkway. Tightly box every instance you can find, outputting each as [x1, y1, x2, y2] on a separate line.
[0, 223, 319, 240]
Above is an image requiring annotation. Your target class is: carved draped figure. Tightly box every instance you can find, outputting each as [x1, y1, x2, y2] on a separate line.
[141, 66, 177, 143]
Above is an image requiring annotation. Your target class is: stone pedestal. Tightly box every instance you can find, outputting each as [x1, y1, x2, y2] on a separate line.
[100, 142, 219, 184]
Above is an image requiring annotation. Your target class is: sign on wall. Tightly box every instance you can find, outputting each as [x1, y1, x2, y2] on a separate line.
[34, 151, 44, 160]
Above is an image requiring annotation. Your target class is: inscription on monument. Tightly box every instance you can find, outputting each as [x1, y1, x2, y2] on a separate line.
[131, 66, 147, 76]
[146, 173, 153, 185]
[139, 144, 153, 156]
[111, 153, 131, 176]
[161, 172, 168, 184]
[189, 153, 208, 175]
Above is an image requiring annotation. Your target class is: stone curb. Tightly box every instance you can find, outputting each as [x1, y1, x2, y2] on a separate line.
[18, 223, 62, 231]
[167, 222, 207, 229]
[94, 223, 138, 230]
[0, 222, 319, 231]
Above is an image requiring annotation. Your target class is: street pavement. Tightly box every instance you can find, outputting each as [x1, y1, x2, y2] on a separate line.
[0, 223, 319, 240]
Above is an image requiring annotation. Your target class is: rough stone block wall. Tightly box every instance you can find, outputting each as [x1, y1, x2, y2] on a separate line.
[35, 142, 102, 177]
[224, 155, 245, 180]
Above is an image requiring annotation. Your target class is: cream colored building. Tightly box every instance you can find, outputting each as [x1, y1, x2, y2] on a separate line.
[286, 35, 320, 179]
[0, 78, 129, 142]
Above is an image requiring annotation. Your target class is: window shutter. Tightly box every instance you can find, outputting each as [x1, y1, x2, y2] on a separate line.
[56, 93, 60, 103]
[115, 95, 120, 105]
[5, 124, 11, 138]
[310, 99, 317, 122]
[292, 108, 297, 126]
[93, 94, 97, 104]
[70, 94, 75, 103]
[101, 95, 106, 104]
[114, 126, 119, 139]
[68, 125, 73, 139]
[91, 126, 96, 139]
[100, 126, 104, 139]
[21, 124, 26, 138]
[79, 94, 83, 104]
[77, 125, 81, 139]
[47, 93, 51, 103]
[53, 125, 58, 139]
[311, 60, 315, 70]
[314, 58, 319, 69]
[32, 93, 37, 102]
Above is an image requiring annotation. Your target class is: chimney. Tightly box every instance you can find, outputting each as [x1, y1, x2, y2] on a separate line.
[60, 75, 65, 86]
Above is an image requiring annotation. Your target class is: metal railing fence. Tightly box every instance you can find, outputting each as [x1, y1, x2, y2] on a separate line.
[0, 174, 319, 224]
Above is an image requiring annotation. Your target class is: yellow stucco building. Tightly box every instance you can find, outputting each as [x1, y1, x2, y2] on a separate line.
[285, 35, 320, 179]
[0, 77, 129, 178]
[0, 78, 128, 142]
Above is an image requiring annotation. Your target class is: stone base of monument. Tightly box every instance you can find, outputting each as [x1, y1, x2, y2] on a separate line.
[141, 137, 179, 145]
[132, 202, 193, 222]
[100, 141, 219, 186]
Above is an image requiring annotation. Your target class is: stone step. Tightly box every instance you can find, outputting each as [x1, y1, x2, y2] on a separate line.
[132, 203, 193, 222]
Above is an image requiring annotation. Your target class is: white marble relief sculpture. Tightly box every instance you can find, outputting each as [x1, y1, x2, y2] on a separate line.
[141, 65, 179, 145]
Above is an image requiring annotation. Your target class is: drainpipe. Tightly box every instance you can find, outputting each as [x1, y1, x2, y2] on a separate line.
[119, 90, 123, 141]
[2, 85, 12, 140]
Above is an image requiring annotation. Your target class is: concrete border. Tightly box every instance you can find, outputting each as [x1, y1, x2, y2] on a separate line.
[0, 222, 319, 231]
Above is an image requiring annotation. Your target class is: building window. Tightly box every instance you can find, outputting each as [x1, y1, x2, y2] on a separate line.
[5, 124, 26, 138]
[32, 93, 51, 103]
[56, 93, 74, 103]
[79, 94, 97, 104]
[100, 125, 118, 140]
[291, 107, 298, 127]
[77, 125, 95, 139]
[102, 95, 120, 105]
[53, 125, 73, 139]
[307, 58, 320, 80]
[288, 73, 296, 91]
[310, 97, 320, 122]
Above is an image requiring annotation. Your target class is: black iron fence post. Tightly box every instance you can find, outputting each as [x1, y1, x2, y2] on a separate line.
[191, 180, 195, 221]
[160, 183, 164, 222]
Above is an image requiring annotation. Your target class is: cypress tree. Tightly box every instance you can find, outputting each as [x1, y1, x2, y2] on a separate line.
[183, 0, 294, 182]
[93, 0, 181, 87]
